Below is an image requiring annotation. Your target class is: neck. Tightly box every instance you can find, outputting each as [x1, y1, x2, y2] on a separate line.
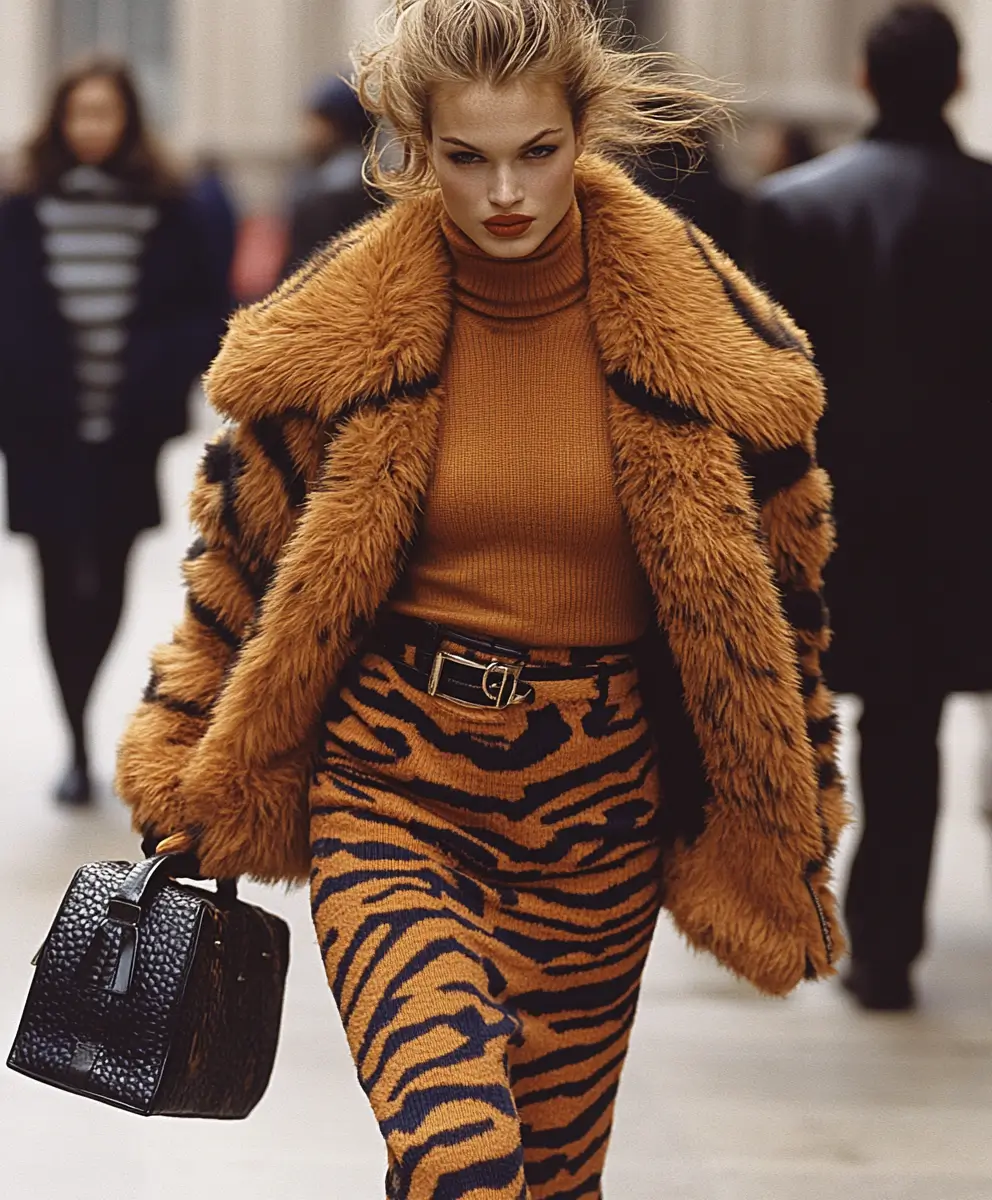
[868, 109, 957, 148]
[441, 202, 587, 320]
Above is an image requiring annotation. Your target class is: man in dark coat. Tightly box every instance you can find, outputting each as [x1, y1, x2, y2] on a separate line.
[749, 3, 992, 1010]
[281, 76, 380, 277]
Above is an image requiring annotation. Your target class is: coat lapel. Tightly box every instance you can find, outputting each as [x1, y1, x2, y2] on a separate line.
[579, 158, 823, 852]
[181, 197, 454, 815]
[577, 157, 822, 447]
[607, 400, 819, 835]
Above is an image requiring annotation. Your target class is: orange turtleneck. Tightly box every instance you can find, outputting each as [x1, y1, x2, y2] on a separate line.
[392, 201, 653, 647]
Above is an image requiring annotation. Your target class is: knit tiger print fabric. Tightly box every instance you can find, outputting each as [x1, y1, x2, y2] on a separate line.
[309, 631, 662, 1200]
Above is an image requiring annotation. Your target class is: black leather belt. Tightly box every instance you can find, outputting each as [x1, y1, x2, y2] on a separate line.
[369, 616, 602, 710]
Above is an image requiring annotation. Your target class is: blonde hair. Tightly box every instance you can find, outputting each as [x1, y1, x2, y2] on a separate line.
[354, 0, 725, 200]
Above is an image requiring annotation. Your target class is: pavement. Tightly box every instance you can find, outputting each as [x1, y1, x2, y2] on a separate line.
[1, 415, 991, 1200]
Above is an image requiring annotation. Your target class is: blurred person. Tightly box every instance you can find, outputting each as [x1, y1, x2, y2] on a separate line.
[634, 136, 743, 258]
[117, 2, 847, 1192]
[190, 153, 239, 300]
[758, 121, 819, 176]
[281, 74, 380, 275]
[0, 58, 227, 806]
[750, 4, 992, 1011]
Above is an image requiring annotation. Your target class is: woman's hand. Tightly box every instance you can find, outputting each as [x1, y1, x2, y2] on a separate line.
[154, 830, 196, 855]
[140, 824, 203, 878]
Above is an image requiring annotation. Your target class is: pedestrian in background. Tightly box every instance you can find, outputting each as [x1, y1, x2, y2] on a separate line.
[757, 121, 819, 176]
[634, 137, 743, 259]
[190, 153, 239, 303]
[750, 3, 992, 1011]
[281, 74, 380, 276]
[0, 58, 227, 806]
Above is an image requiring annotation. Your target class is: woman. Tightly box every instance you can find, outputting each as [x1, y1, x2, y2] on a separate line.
[119, 2, 846, 1195]
[0, 59, 227, 805]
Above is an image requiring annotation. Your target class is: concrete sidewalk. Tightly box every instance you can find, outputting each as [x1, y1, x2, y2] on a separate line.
[1, 426, 990, 1200]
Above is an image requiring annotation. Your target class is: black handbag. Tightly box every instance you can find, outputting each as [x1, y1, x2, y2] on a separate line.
[7, 852, 290, 1118]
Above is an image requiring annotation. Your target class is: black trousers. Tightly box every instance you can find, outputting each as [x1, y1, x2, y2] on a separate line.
[844, 688, 945, 969]
[34, 533, 134, 768]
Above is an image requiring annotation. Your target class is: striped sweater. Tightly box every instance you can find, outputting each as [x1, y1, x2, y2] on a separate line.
[36, 166, 159, 443]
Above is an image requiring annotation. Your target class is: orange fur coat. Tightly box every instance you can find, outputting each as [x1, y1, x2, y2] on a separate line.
[117, 157, 847, 996]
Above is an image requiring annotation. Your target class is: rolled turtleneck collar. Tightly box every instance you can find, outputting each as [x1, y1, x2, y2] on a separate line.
[441, 201, 587, 320]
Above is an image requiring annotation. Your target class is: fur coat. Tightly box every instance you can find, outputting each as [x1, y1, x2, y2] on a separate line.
[117, 156, 847, 997]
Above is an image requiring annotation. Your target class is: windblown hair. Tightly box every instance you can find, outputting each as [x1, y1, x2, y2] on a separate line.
[20, 56, 181, 199]
[354, 0, 724, 199]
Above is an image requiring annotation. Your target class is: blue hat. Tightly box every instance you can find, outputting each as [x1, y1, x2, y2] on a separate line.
[307, 75, 370, 141]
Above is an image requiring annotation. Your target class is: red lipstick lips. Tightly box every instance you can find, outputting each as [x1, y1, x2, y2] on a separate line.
[483, 213, 535, 238]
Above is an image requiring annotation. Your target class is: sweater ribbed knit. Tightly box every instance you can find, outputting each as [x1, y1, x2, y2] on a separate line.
[392, 201, 653, 647]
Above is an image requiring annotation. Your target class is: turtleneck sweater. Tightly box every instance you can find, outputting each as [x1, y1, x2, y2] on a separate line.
[392, 201, 653, 647]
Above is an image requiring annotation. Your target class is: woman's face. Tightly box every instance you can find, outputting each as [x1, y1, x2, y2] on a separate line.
[428, 75, 582, 259]
[62, 76, 128, 166]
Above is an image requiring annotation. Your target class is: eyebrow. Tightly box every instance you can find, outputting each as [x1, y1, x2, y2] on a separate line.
[439, 127, 564, 152]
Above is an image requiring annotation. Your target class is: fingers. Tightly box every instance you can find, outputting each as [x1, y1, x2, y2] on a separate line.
[155, 830, 196, 855]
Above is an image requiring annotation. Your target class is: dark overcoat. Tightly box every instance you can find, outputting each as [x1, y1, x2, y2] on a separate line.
[750, 118, 992, 695]
[116, 157, 848, 997]
[0, 190, 228, 540]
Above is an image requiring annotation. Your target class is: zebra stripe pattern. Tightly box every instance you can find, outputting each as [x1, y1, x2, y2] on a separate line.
[309, 632, 663, 1199]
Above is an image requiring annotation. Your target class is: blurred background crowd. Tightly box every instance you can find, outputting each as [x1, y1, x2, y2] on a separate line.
[2, 2, 992, 1197]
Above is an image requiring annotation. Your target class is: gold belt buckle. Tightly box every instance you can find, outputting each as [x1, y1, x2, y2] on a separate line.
[427, 650, 526, 709]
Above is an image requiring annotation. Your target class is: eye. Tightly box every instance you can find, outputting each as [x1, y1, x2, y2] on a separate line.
[525, 144, 559, 160]
[448, 151, 483, 166]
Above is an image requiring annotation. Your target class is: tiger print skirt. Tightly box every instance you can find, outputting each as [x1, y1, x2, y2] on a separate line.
[309, 627, 663, 1200]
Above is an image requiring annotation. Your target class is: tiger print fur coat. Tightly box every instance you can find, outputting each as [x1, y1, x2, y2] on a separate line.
[117, 155, 848, 997]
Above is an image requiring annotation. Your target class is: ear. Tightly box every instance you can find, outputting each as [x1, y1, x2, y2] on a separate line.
[857, 59, 874, 103]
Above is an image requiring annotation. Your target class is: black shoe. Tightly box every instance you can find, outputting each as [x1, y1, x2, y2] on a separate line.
[55, 765, 92, 807]
[841, 960, 916, 1012]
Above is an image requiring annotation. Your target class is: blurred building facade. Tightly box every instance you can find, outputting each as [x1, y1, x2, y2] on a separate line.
[2, 0, 992, 207]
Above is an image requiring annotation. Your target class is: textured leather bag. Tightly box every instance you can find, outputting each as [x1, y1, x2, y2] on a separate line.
[7, 853, 290, 1118]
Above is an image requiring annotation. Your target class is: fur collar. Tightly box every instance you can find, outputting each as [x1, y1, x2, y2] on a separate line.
[119, 155, 843, 995]
[206, 156, 822, 448]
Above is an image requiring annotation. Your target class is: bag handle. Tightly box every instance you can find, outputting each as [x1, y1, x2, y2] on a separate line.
[76, 854, 237, 996]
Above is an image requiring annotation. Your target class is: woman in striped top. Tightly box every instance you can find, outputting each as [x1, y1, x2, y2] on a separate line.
[0, 59, 227, 806]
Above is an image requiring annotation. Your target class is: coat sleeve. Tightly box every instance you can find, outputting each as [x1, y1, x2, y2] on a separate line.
[115, 408, 326, 844]
[695, 208, 846, 879]
[738, 200, 848, 875]
[743, 426, 847, 884]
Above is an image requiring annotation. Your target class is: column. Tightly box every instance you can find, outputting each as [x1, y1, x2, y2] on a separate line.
[174, 0, 306, 156]
[658, 0, 870, 123]
[0, 0, 52, 171]
[173, 0, 387, 210]
[656, 0, 747, 80]
[949, 0, 992, 157]
[338, 0, 388, 55]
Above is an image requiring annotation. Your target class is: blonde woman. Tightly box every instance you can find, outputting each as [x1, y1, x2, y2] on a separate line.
[118, 2, 846, 1195]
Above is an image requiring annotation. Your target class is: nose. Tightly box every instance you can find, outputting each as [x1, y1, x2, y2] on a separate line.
[488, 164, 525, 210]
